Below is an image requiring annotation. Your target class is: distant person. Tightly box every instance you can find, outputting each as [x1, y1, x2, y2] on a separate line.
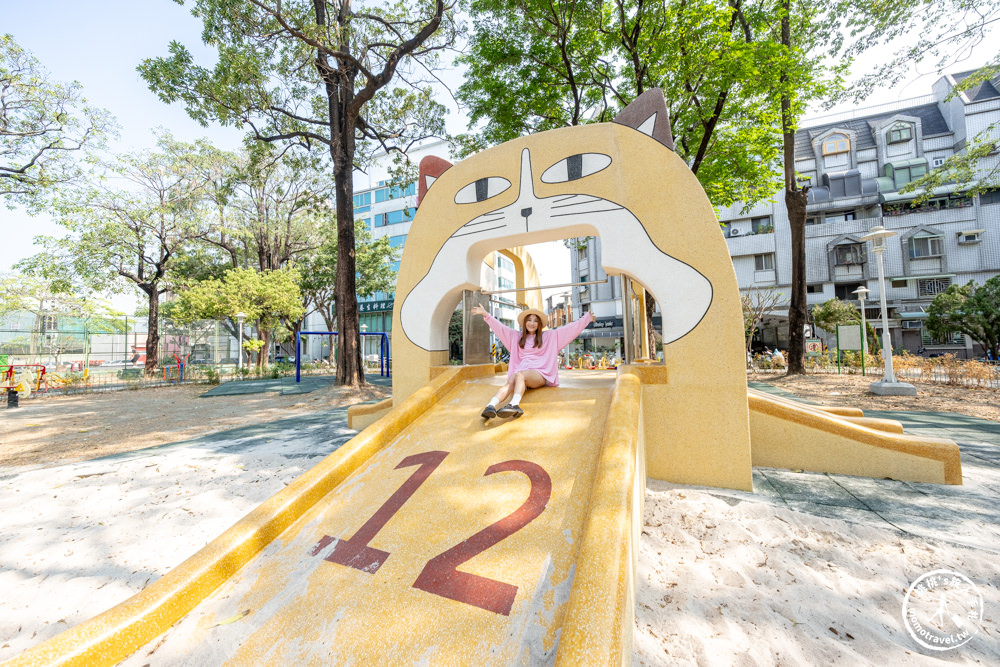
[129, 346, 140, 365]
[470, 304, 594, 420]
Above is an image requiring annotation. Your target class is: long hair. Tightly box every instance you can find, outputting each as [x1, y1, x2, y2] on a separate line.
[518, 316, 544, 349]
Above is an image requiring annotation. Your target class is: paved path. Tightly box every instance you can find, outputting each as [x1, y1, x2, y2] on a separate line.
[713, 383, 1000, 554]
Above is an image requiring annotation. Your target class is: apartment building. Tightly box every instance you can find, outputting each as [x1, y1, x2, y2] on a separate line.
[574, 70, 1000, 358]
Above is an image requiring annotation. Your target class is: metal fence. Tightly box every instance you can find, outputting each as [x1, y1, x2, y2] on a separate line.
[0, 317, 244, 370]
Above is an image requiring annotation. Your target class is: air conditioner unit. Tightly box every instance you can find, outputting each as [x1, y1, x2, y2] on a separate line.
[729, 228, 743, 237]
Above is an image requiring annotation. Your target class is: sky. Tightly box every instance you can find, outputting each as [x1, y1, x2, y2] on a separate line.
[2, 2, 997, 312]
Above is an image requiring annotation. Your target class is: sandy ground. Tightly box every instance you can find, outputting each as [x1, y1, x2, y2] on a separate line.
[1, 374, 997, 664]
[748, 371, 1000, 423]
[0, 380, 390, 468]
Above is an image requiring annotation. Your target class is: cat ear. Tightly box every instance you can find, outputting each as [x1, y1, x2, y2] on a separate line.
[613, 89, 675, 151]
[417, 156, 453, 206]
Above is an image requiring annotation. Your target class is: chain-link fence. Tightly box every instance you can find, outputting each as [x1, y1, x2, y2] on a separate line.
[0, 315, 332, 397]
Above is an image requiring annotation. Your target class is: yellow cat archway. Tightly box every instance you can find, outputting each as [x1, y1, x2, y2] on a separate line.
[392, 90, 754, 491]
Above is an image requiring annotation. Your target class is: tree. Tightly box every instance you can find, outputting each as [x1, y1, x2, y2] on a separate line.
[741, 287, 783, 362]
[457, 0, 786, 207]
[170, 267, 306, 369]
[810, 298, 859, 336]
[926, 277, 1000, 360]
[0, 34, 114, 210]
[139, 0, 459, 386]
[28, 136, 206, 374]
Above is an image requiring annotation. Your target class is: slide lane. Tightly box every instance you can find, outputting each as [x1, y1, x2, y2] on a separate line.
[110, 372, 616, 665]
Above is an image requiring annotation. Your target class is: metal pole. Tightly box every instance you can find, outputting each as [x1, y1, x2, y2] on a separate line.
[875, 250, 896, 383]
[620, 276, 632, 365]
[296, 332, 302, 383]
[859, 295, 867, 376]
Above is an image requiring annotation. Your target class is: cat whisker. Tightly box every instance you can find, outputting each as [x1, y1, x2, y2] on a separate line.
[452, 224, 506, 238]
[550, 206, 625, 218]
[463, 216, 505, 227]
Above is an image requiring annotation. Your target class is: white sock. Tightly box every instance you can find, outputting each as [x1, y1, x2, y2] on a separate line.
[510, 393, 522, 406]
[488, 398, 498, 408]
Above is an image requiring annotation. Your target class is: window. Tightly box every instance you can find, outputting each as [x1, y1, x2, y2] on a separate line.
[353, 191, 372, 212]
[891, 279, 908, 288]
[834, 244, 865, 266]
[751, 216, 773, 234]
[822, 133, 850, 156]
[981, 189, 1000, 205]
[806, 284, 823, 294]
[917, 277, 951, 297]
[577, 246, 587, 262]
[754, 254, 774, 271]
[374, 208, 414, 227]
[886, 123, 912, 144]
[388, 235, 407, 249]
[957, 231, 982, 244]
[931, 156, 946, 168]
[496, 254, 514, 272]
[825, 211, 856, 224]
[805, 216, 820, 226]
[884, 159, 928, 190]
[909, 235, 943, 258]
[498, 277, 514, 290]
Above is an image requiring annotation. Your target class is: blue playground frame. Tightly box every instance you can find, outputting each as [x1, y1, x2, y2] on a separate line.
[294, 330, 391, 383]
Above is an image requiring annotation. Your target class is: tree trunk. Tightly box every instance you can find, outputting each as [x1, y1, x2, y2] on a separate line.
[144, 286, 160, 376]
[785, 187, 808, 375]
[780, 0, 807, 376]
[333, 149, 364, 387]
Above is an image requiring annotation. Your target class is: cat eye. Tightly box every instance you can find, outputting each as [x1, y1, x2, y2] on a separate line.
[540, 153, 612, 184]
[454, 177, 512, 204]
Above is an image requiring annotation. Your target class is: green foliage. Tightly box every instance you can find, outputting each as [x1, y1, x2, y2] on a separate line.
[0, 34, 116, 210]
[172, 266, 306, 330]
[926, 277, 1000, 359]
[139, 0, 459, 384]
[810, 298, 859, 335]
[455, 0, 842, 209]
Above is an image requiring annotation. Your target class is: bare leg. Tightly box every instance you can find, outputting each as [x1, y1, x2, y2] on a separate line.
[490, 379, 515, 406]
[513, 370, 546, 398]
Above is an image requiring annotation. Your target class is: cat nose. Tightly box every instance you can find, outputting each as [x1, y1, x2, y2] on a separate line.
[521, 207, 533, 218]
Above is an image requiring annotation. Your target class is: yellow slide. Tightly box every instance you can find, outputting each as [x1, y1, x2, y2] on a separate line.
[9, 365, 642, 666]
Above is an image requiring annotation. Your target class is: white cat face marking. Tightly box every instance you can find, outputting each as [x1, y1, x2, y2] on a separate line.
[400, 148, 713, 351]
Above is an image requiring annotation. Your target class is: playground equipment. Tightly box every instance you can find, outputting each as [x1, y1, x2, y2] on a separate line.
[161, 354, 189, 382]
[294, 330, 390, 382]
[11, 89, 962, 666]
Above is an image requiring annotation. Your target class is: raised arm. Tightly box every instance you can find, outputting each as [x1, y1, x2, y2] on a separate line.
[472, 304, 518, 349]
[552, 311, 596, 349]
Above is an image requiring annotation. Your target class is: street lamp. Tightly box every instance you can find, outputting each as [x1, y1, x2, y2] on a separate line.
[360, 323, 368, 359]
[236, 312, 246, 370]
[853, 286, 870, 377]
[857, 226, 916, 396]
[852, 286, 870, 356]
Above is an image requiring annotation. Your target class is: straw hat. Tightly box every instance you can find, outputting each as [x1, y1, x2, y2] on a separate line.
[517, 308, 548, 329]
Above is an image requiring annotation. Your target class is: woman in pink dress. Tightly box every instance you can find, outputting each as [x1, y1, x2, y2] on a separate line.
[470, 303, 595, 419]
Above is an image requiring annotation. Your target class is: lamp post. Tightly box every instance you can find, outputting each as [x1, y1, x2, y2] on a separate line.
[360, 323, 368, 360]
[236, 312, 246, 371]
[858, 226, 916, 396]
[853, 286, 869, 376]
